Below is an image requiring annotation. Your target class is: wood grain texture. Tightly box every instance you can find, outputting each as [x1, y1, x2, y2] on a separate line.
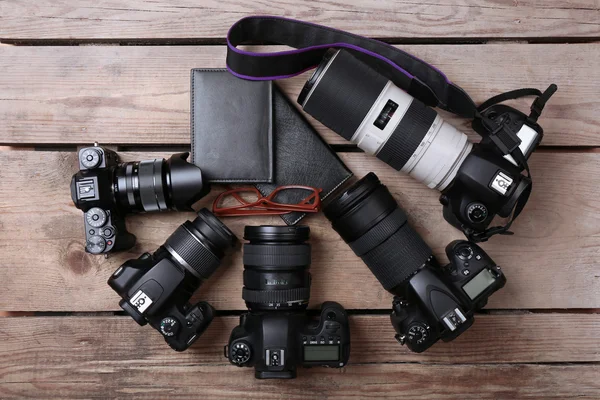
[2, 314, 599, 365]
[0, 44, 596, 146]
[1, 0, 599, 40]
[1, 315, 600, 399]
[1, 150, 599, 311]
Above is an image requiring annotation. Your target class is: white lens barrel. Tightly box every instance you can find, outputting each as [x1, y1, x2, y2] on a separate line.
[349, 81, 471, 191]
[300, 49, 472, 192]
[400, 117, 472, 190]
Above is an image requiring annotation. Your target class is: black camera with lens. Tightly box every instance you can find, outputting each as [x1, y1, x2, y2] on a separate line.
[225, 226, 351, 379]
[70, 144, 209, 254]
[108, 209, 236, 351]
[324, 173, 505, 353]
[300, 49, 556, 242]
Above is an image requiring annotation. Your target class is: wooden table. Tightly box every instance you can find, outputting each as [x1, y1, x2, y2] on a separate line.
[1, 2, 600, 399]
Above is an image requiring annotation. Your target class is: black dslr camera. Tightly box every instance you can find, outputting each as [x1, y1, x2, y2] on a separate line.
[226, 226, 351, 379]
[391, 240, 504, 352]
[300, 49, 556, 242]
[108, 209, 236, 351]
[324, 173, 505, 353]
[70, 144, 209, 254]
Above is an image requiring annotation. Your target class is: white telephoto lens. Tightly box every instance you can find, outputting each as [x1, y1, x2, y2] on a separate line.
[350, 81, 472, 191]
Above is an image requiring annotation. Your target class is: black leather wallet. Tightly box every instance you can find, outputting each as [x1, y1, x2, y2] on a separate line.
[256, 86, 353, 225]
[190, 69, 273, 183]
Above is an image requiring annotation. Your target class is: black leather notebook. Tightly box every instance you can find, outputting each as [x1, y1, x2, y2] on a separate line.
[256, 86, 353, 225]
[190, 69, 273, 183]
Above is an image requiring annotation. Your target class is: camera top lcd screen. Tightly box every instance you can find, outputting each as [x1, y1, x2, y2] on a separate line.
[303, 345, 340, 361]
[462, 269, 496, 300]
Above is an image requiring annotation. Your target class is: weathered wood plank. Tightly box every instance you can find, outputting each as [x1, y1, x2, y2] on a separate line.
[1, 150, 599, 311]
[1, 1, 599, 40]
[1, 314, 599, 365]
[0, 44, 595, 146]
[2, 315, 600, 399]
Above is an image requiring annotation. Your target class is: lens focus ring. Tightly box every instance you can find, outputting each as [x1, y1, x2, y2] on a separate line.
[165, 223, 221, 280]
[376, 99, 437, 171]
[348, 208, 408, 256]
[243, 244, 311, 267]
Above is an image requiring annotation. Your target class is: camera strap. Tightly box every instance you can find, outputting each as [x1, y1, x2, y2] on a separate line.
[226, 16, 557, 241]
[226, 16, 478, 118]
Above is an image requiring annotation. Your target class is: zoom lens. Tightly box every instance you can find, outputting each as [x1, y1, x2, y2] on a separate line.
[114, 152, 209, 213]
[299, 49, 472, 191]
[324, 173, 432, 291]
[163, 208, 237, 280]
[242, 226, 311, 311]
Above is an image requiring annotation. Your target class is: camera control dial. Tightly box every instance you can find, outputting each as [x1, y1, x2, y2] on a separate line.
[80, 148, 103, 169]
[231, 342, 251, 365]
[467, 203, 488, 224]
[86, 235, 107, 254]
[86, 207, 107, 228]
[407, 323, 430, 345]
[160, 317, 179, 337]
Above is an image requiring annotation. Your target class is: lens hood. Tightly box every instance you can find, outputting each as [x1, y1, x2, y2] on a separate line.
[166, 152, 210, 211]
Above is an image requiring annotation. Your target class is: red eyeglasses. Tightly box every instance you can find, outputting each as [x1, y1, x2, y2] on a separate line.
[212, 186, 323, 217]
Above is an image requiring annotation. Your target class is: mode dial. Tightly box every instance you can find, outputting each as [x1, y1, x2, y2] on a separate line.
[407, 323, 430, 345]
[160, 317, 180, 337]
[231, 342, 251, 365]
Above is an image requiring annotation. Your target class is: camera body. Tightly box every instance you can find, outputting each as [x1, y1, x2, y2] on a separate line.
[391, 240, 505, 352]
[440, 105, 543, 239]
[108, 250, 214, 351]
[71, 146, 136, 254]
[227, 301, 350, 379]
[301, 49, 549, 241]
[107, 209, 236, 351]
[70, 144, 208, 254]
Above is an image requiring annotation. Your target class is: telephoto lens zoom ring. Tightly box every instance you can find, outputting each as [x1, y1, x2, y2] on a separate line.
[243, 244, 311, 267]
[361, 224, 432, 290]
[348, 208, 408, 256]
[376, 99, 437, 171]
[165, 222, 221, 280]
[242, 287, 311, 305]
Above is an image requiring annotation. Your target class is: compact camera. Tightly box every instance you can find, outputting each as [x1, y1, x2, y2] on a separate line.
[300, 49, 551, 241]
[324, 173, 505, 353]
[225, 226, 351, 378]
[108, 209, 236, 351]
[70, 144, 209, 254]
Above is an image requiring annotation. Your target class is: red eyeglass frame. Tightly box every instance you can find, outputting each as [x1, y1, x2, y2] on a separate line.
[212, 185, 323, 217]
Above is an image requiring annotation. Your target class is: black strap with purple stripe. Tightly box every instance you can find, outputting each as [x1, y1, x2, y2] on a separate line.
[226, 16, 478, 118]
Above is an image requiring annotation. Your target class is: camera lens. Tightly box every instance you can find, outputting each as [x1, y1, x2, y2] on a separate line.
[114, 153, 209, 213]
[163, 208, 237, 280]
[242, 225, 311, 311]
[324, 173, 432, 291]
[300, 49, 472, 191]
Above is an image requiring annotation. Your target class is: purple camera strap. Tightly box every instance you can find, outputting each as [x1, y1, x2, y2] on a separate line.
[226, 16, 478, 118]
